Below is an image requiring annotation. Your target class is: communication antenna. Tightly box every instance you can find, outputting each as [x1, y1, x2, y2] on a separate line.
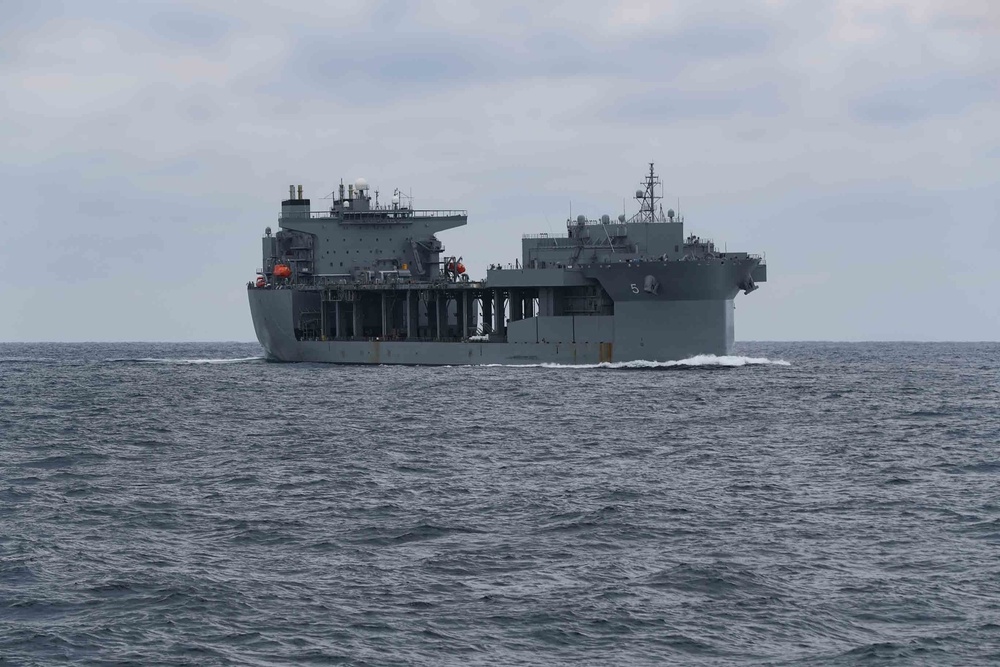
[632, 162, 663, 222]
[600, 214, 616, 253]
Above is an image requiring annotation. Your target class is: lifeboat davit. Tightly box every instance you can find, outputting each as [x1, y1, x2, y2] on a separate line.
[273, 264, 292, 278]
[456, 262, 466, 274]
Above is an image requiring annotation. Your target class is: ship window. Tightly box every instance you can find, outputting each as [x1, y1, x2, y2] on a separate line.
[675, 245, 679, 252]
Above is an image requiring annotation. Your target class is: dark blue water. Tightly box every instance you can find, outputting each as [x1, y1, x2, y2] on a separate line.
[1, 342, 998, 665]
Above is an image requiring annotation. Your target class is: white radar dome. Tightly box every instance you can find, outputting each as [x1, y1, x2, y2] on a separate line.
[354, 178, 369, 191]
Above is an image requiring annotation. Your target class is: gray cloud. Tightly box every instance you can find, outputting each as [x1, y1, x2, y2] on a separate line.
[275, 10, 780, 99]
[600, 82, 786, 123]
[145, 9, 234, 49]
[294, 33, 490, 90]
[850, 71, 998, 126]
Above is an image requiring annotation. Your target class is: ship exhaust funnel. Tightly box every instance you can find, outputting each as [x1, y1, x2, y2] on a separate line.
[297, 184, 303, 200]
[289, 185, 295, 199]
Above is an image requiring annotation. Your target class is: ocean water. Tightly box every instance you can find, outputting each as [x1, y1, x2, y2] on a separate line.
[1, 341, 998, 666]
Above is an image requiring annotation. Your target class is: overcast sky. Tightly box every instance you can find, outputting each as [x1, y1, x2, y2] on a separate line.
[1, 0, 997, 342]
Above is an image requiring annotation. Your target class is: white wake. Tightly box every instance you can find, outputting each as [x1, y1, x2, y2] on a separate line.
[481, 354, 791, 369]
[108, 356, 265, 365]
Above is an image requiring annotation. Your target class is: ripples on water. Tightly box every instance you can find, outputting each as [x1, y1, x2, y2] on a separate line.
[1, 342, 998, 665]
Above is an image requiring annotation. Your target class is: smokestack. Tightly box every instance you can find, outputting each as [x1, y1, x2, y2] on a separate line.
[289, 185, 295, 200]
[297, 184, 303, 200]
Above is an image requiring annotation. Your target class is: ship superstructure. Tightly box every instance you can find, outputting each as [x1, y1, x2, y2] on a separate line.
[248, 165, 766, 364]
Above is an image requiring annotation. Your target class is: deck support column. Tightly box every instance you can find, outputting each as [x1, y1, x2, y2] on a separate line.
[524, 292, 535, 319]
[320, 295, 328, 341]
[481, 292, 492, 335]
[435, 293, 446, 341]
[352, 296, 364, 340]
[537, 288, 554, 317]
[381, 291, 388, 339]
[510, 288, 523, 322]
[427, 292, 441, 340]
[461, 291, 469, 340]
[493, 289, 505, 339]
[406, 291, 416, 340]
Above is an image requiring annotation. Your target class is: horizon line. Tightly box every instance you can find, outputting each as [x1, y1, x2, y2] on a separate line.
[1, 340, 998, 345]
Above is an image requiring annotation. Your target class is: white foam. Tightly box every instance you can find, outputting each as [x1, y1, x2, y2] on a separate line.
[480, 354, 790, 369]
[108, 356, 265, 365]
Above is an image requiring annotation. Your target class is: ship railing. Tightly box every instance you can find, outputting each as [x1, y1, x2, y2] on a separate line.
[298, 336, 500, 344]
[302, 209, 468, 220]
[522, 233, 569, 239]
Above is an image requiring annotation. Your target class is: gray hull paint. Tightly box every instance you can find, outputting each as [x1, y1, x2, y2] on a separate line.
[249, 288, 734, 365]
[248, 165, 764, 365]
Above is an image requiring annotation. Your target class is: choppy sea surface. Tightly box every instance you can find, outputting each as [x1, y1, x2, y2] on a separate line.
[1, 342, 998, 666]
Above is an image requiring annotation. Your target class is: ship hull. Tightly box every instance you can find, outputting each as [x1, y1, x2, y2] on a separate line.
[249, 288, 735, 365]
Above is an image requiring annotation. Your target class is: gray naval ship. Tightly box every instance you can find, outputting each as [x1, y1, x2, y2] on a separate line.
[248, 164, 766, 365]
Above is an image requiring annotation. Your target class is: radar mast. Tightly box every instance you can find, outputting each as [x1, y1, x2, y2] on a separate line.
[631, 162, 666, 223]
